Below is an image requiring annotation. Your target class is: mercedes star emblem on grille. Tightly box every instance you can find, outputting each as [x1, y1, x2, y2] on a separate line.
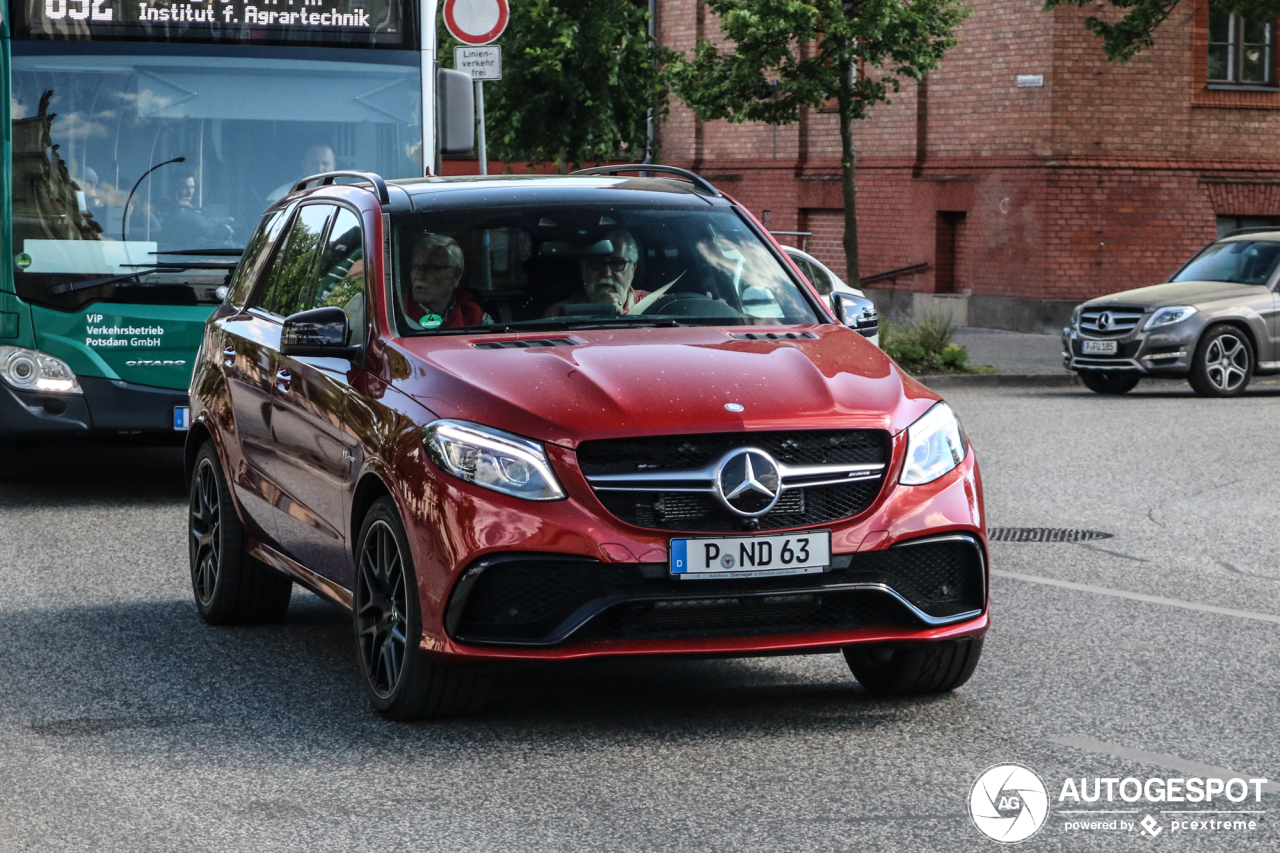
[1097, 311, 1113, 330]
[715, 449, 782, 516]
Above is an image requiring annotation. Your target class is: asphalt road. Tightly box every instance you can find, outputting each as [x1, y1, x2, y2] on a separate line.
[1, 383, 1278, 852]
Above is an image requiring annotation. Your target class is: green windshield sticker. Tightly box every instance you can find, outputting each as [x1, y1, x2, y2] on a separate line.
[14, 254, 32, 270]
[420, 314, 443, 329]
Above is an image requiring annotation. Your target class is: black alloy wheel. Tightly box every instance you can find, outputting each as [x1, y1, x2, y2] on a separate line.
[1079, 371, 1140, 395]
[353, 497, 484, 720]
[188, 443, 292, 624]
[1189, 326, 1253, 397]
[844, 638, 984, 695]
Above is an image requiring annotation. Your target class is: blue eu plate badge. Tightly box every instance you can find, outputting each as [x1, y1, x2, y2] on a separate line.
[173, 407, 190, 431]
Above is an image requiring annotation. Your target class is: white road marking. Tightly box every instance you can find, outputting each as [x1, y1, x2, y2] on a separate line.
[992, 569, 1280, 625]
[1049, 735, 1279, 794]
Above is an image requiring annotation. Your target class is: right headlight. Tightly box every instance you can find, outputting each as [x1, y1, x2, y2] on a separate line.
[1143, 305, 1196, 330]
[0, 346, 83, 394]
[900, 402, 968, 485]
[423, 419, 566, 501]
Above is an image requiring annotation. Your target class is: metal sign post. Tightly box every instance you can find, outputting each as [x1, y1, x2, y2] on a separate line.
[445, 1, 508, 176]
[420, 0, 439, 176]
[453, 45, 502, 176]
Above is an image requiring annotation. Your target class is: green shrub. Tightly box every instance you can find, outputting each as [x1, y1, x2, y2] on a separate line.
[879, 310, 981, 374]
[941, 343, 968, 368]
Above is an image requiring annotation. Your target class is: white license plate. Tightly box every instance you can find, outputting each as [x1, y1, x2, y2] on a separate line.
[1082, 340, 1118, 355]
[173, 407, 190, 430]
[670, 531, 831, 579]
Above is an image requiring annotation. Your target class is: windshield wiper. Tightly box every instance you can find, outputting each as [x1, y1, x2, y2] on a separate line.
[151, 248, 245, 257]
[49, 262, 236, 296]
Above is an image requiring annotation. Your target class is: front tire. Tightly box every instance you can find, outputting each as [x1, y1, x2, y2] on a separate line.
[1079, 371, 1140, 395]
[844, 638, 984, 695]
[1189, 326, 1253, 397]
[188, 443, 292, 624]
[354, 497, 482, 720]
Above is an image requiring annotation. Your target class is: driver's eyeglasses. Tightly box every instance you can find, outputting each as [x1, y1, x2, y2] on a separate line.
[585, 257, 632, 273]
[412, 263, 455, 276]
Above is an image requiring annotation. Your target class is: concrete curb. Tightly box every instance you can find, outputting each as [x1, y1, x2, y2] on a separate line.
[914, 372, 1081, 388]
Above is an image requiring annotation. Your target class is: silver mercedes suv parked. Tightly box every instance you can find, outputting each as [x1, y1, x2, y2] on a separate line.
[1063, 230, 1280, 396]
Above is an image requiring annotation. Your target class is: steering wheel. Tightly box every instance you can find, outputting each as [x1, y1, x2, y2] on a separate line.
[641, 291, 741, 318]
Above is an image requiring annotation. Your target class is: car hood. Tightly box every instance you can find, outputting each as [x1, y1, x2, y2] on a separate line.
[1087, 280, 1267, 308]
[391, 326, 936, 448]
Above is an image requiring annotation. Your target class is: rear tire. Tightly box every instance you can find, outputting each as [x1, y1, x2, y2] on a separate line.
[188, 443, 292, 625]
[844, 638, 984, 695]
[1079, 371, 1140, 395]
[1189, 326, 1253, 397]
[354, 497, 484, 720]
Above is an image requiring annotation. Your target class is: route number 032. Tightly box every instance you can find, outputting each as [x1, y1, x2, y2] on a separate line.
[45, 0, 114, 21]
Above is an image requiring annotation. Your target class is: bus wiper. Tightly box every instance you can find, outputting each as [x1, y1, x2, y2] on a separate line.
[49, 262, 236, 295]
[151, 248, 245, 257]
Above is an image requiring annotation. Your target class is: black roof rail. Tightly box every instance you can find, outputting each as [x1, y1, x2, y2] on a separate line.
[569, 164, 722, 197]
[1223, 226, 1280, 238]
[291, 170, 390, 204]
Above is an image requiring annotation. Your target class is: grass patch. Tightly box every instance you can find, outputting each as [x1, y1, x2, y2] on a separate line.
[880, 311, 997, 375]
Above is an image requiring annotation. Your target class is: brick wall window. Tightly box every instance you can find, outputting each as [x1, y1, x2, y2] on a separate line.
[1208, 9, 1274, 85]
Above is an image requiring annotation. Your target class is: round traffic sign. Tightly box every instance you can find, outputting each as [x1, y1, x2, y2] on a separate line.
[443, 0, 509, 46]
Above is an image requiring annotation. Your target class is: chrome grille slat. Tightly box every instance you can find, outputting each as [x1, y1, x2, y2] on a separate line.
[1079, 305, 1145, 335]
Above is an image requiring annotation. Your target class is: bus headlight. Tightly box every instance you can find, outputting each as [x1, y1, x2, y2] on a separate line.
[0, 346, 83, 394]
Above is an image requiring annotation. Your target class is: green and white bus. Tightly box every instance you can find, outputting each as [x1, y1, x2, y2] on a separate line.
[1, 0, 425, 438]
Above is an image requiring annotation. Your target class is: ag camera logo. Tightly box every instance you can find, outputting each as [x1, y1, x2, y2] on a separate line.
[969, 763, 1050, 843]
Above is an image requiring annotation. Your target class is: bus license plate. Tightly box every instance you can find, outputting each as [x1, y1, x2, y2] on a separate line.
[174, 407, 190, 431]
[670, 531, 831, 579]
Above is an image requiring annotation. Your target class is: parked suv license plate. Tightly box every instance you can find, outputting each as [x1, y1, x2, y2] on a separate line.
[1082, 340, 1118, 355]
[670, 531, 831, 579]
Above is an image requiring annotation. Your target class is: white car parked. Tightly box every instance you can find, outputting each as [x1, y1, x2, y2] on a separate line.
[783, 246, 879, 347]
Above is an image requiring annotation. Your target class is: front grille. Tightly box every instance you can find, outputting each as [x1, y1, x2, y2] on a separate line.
[1079, 305, 1145, 336]
[578, 430, 890, 532]
[576, 590, 913, 641]
[447, 536, 984, 646]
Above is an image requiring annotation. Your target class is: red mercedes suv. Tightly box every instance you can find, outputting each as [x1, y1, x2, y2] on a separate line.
[186, 166, 988, 720]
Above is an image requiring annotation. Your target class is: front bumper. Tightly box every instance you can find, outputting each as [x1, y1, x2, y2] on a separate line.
[404, 439, 989, 663]
[1061, 323, 1196, 376]
[0, 375, 189, 438]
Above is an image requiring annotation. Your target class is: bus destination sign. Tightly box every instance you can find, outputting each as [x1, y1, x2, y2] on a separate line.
[19, 0, 403, 44]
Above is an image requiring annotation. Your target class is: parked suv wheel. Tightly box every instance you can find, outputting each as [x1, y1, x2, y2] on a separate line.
[1079, 372, 1140, 395]
[844, 638, 983, 695]
[354, 497, 483, 720]
[188, 443, 292, 624]
[1189, 326, 1253, 397]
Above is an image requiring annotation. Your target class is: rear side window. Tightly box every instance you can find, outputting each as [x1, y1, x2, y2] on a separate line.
[255, 204, 335, 317]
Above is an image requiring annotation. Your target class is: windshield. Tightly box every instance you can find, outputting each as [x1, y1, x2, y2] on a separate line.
[390, 205, 824, 333]
[9, 50, 421, 306]
[1171, 240, 1280, 285]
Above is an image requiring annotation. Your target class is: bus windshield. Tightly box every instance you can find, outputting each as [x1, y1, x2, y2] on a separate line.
[9, 49, 421, 293]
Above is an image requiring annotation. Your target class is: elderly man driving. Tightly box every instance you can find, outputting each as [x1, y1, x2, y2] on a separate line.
[404, 233, 492, 329]
[545, 229, 650, 317]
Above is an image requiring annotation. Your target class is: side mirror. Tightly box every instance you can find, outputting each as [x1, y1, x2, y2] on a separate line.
[438, 68, 476, 155]
[830, 292, 879, 339]
[281, 306, 358, 359]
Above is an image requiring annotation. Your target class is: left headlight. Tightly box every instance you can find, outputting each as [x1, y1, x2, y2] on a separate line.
[900, 402, 967, 486]
[0, 346, 83, 394]
[423, 419, 566, 501]
[1144, 305, 1196, 330]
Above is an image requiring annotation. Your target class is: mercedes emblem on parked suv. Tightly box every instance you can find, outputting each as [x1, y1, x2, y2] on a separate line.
[1097, 311, 1113, 330]
[715, 449, 782, 516]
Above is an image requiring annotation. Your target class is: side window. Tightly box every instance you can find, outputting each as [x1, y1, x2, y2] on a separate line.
[254, 204, 335, 317]
[226, 208, 289, 307]
[311, 208, 367, 347]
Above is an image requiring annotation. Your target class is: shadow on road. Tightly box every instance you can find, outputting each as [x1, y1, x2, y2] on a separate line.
[0, 591, 960, 749]
[0, 443, 185, 506]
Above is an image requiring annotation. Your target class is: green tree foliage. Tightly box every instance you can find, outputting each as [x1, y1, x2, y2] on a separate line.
[669, 0, 968, 287]
[1044, 0, 1277, 62]
[460, 0, 673, 171]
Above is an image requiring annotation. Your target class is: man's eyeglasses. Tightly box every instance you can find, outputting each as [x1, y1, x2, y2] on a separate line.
[585, 257, 633, 273]
[412, 263, 456, 276]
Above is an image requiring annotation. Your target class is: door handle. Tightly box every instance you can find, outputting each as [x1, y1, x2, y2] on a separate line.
[222, 344, 236, 366]
[275, 368, 292, 391]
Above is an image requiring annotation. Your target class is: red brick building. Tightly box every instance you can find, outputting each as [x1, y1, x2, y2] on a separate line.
[655, 0, 1280, 330]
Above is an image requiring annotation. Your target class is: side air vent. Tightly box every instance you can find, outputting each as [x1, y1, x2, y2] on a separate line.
[729, 332, 819, 341]
[471, 338, 578, 350]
